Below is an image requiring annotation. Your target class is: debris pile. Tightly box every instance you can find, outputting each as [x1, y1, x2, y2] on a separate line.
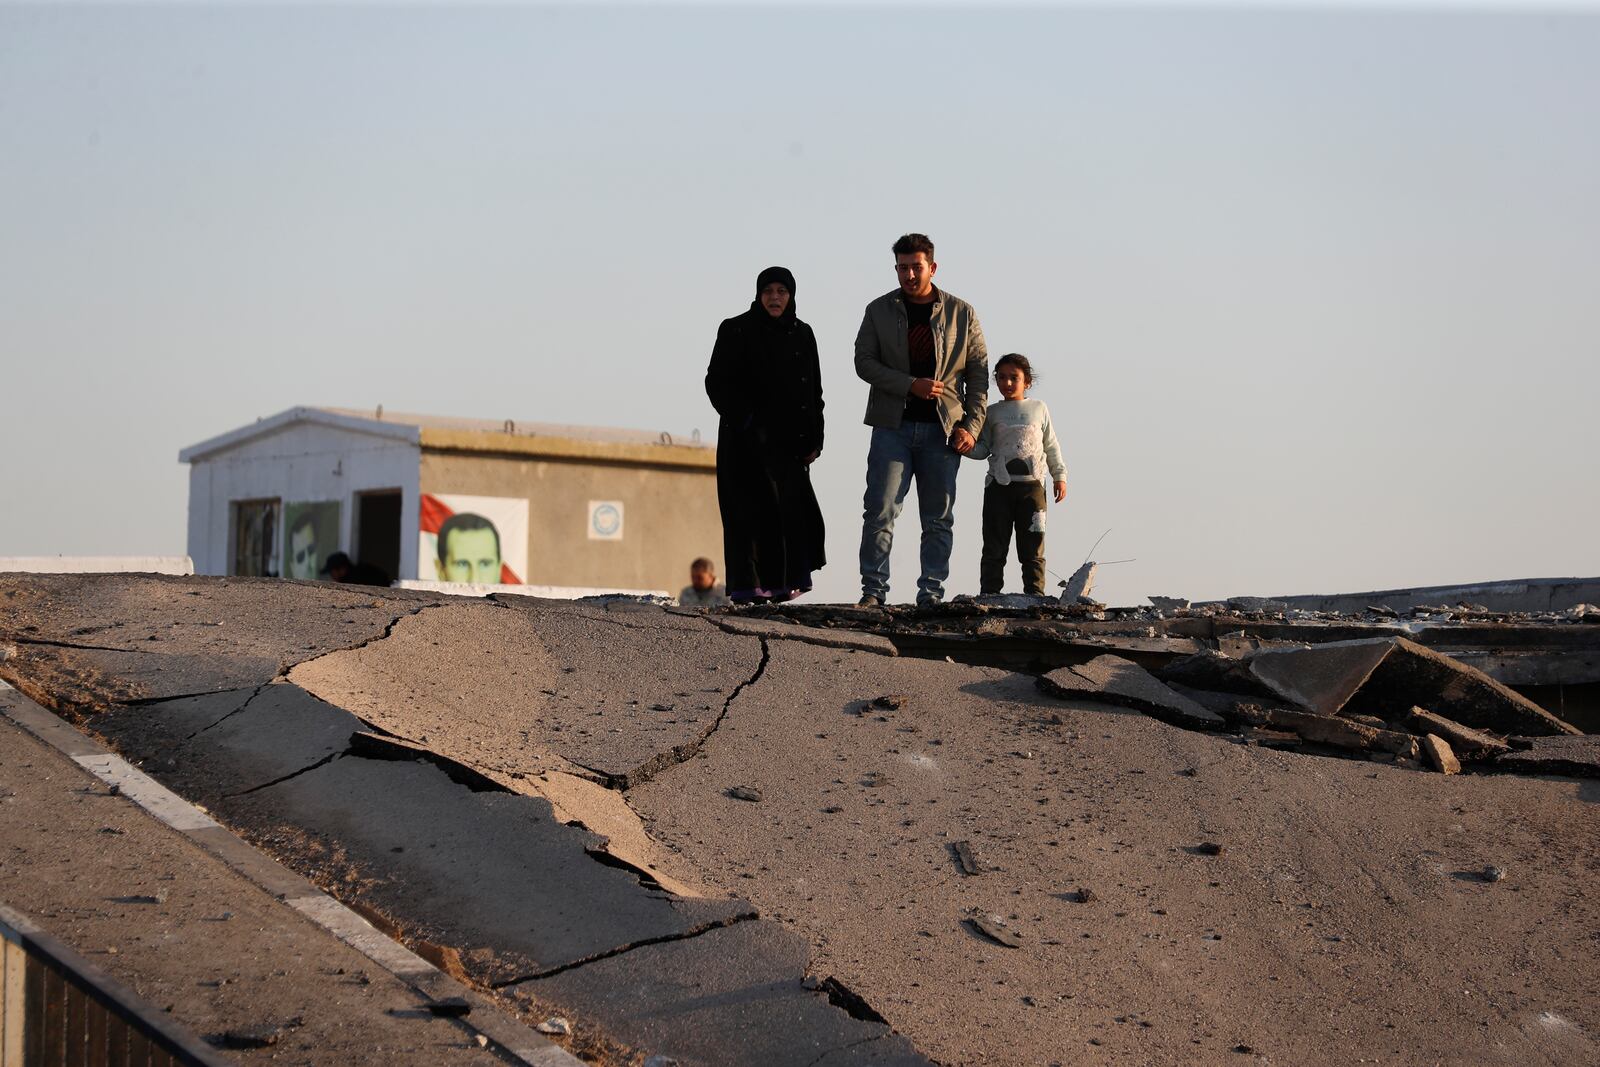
[750, 595, 1598, 779]
[1078, 635, 1590, 776]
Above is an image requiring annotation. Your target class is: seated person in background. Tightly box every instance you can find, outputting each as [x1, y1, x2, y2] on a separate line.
[321, 551, 392, 587]
[679, 557, 731, 609]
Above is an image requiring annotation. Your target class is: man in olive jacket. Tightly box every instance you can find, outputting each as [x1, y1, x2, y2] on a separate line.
[854, 233, 989, 607]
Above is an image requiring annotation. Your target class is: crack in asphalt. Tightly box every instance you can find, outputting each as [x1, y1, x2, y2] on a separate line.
[185, 680, 275, 740]
[124, 687, 259, 708]
[3, 635, 166, 657]
[491, 911, 759, 987]
[225, 749, 345, 797]
[286, 600, 447, 675]
[803, 1033, 889, 1067]
[611, 635, 772, 792]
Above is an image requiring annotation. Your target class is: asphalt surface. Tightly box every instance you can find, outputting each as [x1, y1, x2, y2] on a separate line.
[0, 702, 514, 1065]
[2, 573, 1598, 1066]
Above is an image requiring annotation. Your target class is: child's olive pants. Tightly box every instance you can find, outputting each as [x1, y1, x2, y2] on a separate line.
[980, 480, 1049, 595]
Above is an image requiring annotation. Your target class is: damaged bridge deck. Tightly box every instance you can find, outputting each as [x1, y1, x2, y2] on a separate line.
[1, 574, 1597, 1066]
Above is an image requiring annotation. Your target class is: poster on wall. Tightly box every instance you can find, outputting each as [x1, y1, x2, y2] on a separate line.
[419, 493, 528, 585]
[587, 500, 624, 541]
[282, 501, 341, 580]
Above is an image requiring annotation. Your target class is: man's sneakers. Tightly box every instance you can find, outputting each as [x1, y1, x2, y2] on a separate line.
[856, 594, 884, 608]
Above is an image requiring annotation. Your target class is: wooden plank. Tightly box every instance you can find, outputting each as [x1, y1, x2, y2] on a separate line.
[127, 1027, 151, 1067]
[23, 957, 43, 1067]
[43, 966, 66, 1065]
[65, 980, 86, 1067]
[85, 997, 107, 1067]
[104, 1016, 128, 1067]
[2, 938, 26, 1067]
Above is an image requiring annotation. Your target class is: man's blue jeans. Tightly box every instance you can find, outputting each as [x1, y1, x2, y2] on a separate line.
[860, 422, 962, 603]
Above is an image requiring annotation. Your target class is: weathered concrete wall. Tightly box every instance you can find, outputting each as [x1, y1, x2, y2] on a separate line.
[419, 449, 720, 592]
[185, 423, 421, 577]
[1272, 577, 1600, 615]
[0, 557, 194, 575]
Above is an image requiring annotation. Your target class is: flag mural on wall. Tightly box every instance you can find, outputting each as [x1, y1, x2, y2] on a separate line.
[419, 493, 528, 585]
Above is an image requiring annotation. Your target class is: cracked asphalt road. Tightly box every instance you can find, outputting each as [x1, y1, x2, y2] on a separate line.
[3, 574, 1599, 1065]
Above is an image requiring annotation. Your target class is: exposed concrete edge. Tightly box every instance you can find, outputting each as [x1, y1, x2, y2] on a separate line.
[0, 680, 585, 1067]
[712, 616, 898, 657]
[419, 426, 717, 471]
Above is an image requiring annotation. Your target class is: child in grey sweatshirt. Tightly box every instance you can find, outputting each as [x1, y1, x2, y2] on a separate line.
[965, 353, 1067, 595]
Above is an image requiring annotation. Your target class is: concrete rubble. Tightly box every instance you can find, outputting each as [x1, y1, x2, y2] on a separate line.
[1039, 655, 1224, 730]
[2, 573, 1598, 1066]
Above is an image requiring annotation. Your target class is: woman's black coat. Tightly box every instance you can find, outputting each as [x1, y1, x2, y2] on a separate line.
[704, 303, 826, 596]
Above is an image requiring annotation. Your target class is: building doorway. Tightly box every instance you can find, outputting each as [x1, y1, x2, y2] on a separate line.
[356, 491, 402, 582]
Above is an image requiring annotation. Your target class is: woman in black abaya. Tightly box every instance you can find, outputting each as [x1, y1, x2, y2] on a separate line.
[704, 266, 826, 604]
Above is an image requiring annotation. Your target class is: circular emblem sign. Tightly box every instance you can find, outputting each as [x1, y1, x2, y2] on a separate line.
[588, 501, 624, 540]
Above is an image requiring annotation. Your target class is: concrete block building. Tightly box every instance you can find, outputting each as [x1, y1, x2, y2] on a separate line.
[179, 407, 721, 593]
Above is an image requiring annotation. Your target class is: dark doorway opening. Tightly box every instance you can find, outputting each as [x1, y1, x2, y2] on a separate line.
[357, 491, 402, 582]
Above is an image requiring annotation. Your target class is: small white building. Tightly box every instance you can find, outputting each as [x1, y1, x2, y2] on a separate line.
[179, 407, 721, 593]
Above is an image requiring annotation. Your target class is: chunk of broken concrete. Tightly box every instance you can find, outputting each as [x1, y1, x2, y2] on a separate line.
[1257, 708, 1419, 758]
[1245, 637, 1580, 737]
[1147, 596, 1190, 612]
[1244, 640, 1393, 717]
[726, 785, 763, 802]
[1156, 651, 1282, 701]
[1404, 707, 1510, 760]
[968, 915, 1022, 948]
[537, 1017, 572, 1035]
[1060, 562, 1097, 605]
[951, 840, 980, 875]
[1039, 655, 1224, 730]
[1418, 734, 1461, 775]
[1226, 597, 1288, 614]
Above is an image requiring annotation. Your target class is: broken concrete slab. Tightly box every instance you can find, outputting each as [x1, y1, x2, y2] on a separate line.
[289, 600, 764, 787]
[1243, 637, 1582, 738]
[1252, 708, 1419, 758]
[1039, 655, 1225, 729]
[1155, 650, 1283, 701]
[1245, 640, 1393, 717]
[1495, 736, 1600, 779]
[1339, 638, 1582, 738]
[95, 682, 362, 800]
[1404, 707, 1512, 760]
[0, 573, 441, 671]
[511, 918, 931, 1067]
[236, 756, 753, 983]
[1419, 735, 1461, 774]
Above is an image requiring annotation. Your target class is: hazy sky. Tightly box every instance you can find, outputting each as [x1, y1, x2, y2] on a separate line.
[2, 2, 1596, 605]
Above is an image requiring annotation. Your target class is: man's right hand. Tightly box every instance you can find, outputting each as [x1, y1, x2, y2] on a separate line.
[909, 377, 946, 400]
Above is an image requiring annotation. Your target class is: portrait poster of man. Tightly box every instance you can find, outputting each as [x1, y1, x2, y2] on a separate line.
[282, 501, 341, 581]
[419, 493, 528, 585]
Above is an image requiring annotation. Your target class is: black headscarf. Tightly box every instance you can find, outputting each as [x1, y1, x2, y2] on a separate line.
[752, 265, 798, 326]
